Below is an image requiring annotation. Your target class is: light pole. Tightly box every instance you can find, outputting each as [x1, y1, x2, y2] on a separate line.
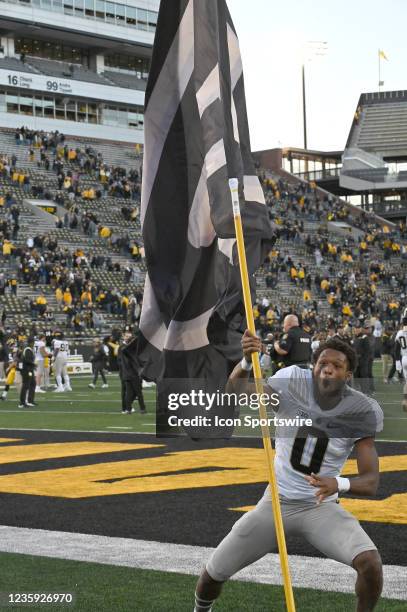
[302, 63, 307, 150]
[301, 41, 328, 151]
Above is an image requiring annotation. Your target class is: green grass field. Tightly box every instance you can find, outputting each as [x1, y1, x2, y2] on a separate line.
[0, 553, 405, 612]
[0, 363, 405, 440]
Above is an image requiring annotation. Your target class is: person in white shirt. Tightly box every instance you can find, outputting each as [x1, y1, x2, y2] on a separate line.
[194, 332, 384, 612]
[34, 333, 50, 393]
[52, 332, 72, 392]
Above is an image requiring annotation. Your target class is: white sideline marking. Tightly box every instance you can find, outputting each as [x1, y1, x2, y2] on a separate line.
[0, 527, 405, 600]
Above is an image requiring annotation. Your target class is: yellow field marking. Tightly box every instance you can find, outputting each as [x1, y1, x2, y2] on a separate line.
[342, 495, 407, 524]
[342, 454, 407, 475]
[0, 442, 161, 465]
[0, 448, 267, 498]
[0, 438, 23, 444]
[230, 494, 407, 525]
[0, 446, 404, 520]
[230, 455, 407, 525]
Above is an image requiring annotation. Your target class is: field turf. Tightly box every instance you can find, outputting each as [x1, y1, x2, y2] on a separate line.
[0, 553, 405, 612]
[0, 364, 405, 441]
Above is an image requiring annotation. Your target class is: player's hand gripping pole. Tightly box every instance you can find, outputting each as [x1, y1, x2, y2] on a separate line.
[229, 178, 296, 612]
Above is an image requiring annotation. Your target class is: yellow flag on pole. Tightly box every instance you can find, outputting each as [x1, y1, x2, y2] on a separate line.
[379, 49, 388, 61]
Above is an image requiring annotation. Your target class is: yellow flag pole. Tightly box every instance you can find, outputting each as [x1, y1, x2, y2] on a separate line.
[229, 178, 296, 612]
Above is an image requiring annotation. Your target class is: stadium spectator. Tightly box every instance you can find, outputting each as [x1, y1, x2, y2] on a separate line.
[117, 331, 146, 414]
[18, 336, 36, 408]
[88, 339, 109, 389]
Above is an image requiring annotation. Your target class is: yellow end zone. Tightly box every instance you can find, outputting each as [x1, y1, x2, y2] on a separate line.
[0, 443, 404, 526]
[0, 441, 163, 465]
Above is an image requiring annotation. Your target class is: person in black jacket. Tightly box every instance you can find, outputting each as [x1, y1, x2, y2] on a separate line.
[381, 327, 394, 383]
[273, 314, 311, 369]
[364, 320, 376, 395]
[18, 336, 36, 408]
[352, 321, 371, 394]
[88, 340, 109, 389]
[118, 331, 146, 415]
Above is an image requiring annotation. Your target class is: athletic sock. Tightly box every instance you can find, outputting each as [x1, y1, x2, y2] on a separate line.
[194, 592, 214, 612]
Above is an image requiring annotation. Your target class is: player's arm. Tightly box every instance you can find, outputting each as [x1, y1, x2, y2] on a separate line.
[227, 329, 262, 385]
[227, 330, 277, 403]
[350, 436, 380, 495]
[40, 345, 48, 358]
[305, 437, 379, 503]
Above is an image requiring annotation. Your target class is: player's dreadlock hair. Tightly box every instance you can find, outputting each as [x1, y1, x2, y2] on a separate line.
[313, 338, 357, 373]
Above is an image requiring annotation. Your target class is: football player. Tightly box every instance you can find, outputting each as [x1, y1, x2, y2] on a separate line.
[52, 331, 72, 392]
[395, 317, 407, 412]
[34, 333, 50, 393]
[194, 332, 383, 612]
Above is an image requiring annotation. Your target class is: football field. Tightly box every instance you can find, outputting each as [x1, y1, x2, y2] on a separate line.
[0, 367, 405, 611]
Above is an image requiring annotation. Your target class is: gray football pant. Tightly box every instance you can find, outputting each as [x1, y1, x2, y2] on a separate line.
[206, 493, 376, 582]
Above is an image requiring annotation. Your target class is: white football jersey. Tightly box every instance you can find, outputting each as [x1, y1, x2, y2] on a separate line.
[395, 329, 407, 359]
[267, 366, 383, 503]
[53, 338, 69, 357]
[34, 340, 46, 362]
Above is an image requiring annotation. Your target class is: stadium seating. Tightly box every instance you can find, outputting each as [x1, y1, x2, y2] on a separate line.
[0, 126, 406, 345]
[354, 102, 407, 153]
[26, 57, 114, 86]
[103, 71, 147, 91]
[0, 57, 39, 74]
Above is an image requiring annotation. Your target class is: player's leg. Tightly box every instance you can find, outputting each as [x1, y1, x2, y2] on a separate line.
[300, 501, 382, 610]
[353, 550, 383, 612]
[62, 361, 72, 391]
[124, 380, 134, 413]
[54, 357, 64, 391]
[382, 354, 390, 383]
[195, 495, 281, 610]
[36, 362, 45, 392]
[100, 368, 108, 388]
[44, 364, 50, 388]
[91, 366, 99, 388]
[135, 380, 147, 413]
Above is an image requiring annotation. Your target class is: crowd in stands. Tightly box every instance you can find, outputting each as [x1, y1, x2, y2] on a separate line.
[254, 174, 407, 337]
[0, 127, 406, 344]
[9, 128, 143, 256]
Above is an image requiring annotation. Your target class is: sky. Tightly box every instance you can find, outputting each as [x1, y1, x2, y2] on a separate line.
[227, 0, 407, 153]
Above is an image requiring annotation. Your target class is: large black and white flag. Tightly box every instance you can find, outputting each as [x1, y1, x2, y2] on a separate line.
[137, 0, 274, 436]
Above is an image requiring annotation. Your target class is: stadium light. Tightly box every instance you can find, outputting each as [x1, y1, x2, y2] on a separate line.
[302, 41, 328, 150]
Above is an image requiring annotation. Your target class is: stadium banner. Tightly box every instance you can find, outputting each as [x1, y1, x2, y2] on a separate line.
[137, 0, 274, 437]
[0, 69, 144, 106]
